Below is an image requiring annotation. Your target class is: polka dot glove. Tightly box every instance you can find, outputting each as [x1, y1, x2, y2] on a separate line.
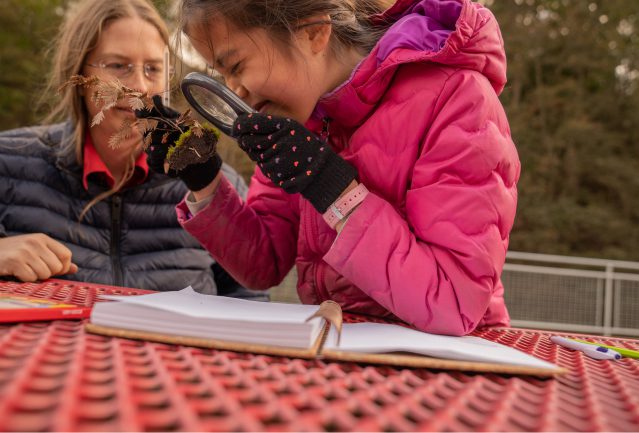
[136, 95, 222, 192]
[232, 113, 357, 213]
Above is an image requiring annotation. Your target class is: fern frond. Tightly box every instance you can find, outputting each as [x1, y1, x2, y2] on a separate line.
[128, 96, 145, 111]
[91, 111, 105, 127]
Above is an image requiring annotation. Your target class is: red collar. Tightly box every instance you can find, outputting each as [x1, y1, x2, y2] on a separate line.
[82, 133, 149, 190]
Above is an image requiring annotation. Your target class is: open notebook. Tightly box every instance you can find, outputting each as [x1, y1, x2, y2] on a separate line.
[86, 286, 563, 376]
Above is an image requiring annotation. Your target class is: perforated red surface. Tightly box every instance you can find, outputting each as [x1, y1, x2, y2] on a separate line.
[1, 279, 638, 431]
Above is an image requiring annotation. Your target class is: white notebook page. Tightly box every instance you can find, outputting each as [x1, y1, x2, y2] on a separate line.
[325, 322, 557, 370]
[99, 286, 320, 323]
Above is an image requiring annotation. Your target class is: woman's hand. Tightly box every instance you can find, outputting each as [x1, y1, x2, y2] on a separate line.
[136, 95, 223, 192]
[0, 234, 78, 282]
[232, 113, 357, 213]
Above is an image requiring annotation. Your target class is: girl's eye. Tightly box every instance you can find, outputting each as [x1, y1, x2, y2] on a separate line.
[230, 62, 241, 76]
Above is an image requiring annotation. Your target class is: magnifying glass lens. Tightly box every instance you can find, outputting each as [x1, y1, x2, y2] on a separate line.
[181, 72, 255, 136]
[188, 85, 238, 126]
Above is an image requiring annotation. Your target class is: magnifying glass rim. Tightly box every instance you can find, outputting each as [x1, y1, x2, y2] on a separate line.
[181, 71, 255, 135]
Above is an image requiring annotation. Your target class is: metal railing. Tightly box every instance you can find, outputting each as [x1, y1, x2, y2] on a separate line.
[503, 251, 639, 336]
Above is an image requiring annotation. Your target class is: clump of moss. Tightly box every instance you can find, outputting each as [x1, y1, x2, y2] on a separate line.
[166, 125, 221, 171]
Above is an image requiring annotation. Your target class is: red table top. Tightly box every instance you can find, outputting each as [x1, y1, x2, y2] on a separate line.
[1, 279, 638, 432]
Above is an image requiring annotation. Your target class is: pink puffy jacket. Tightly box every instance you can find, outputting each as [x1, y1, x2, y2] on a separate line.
[177, 0, 520, 335]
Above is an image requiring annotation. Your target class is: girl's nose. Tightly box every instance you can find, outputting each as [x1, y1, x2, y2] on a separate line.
[226, 77, 248, 99]
[234, 84, 248, 100]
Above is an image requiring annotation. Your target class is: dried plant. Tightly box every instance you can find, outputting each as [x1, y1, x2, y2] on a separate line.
[61, 75, 218, 170]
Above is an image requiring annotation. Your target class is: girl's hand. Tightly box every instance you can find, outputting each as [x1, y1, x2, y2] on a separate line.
[232, 113, 357, 213]
[136, 95, 222, 192]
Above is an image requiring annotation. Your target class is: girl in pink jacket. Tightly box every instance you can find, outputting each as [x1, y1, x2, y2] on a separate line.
[145, 0, 520, 335]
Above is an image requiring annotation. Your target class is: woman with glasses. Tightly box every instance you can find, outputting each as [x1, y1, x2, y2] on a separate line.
[0, 0, 265, 299]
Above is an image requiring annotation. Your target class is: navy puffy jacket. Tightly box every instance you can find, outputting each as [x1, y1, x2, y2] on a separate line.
[0, 122, 261, 297]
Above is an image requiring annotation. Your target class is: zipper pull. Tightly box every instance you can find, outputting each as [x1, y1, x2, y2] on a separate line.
[320, 116, 331, 143]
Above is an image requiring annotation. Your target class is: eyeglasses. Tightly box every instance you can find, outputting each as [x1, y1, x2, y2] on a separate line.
[86, 60, 170, 82]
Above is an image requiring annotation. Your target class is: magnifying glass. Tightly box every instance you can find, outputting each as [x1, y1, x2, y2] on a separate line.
[181, 71, 255, 136]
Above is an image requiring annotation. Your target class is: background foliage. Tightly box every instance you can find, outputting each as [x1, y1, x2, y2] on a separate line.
[1, 0, 637, 260]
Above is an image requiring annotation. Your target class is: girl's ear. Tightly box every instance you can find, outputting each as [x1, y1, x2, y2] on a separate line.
[297, 14, 332, 55]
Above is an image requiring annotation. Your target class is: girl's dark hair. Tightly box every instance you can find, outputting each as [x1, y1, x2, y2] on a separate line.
[179, 0, 393, 56]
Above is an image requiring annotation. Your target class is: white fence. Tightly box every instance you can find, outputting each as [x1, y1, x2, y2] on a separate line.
[503, 251, 639, 336]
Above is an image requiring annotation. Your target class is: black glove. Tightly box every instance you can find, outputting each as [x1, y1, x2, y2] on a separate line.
[136, 95, 222, 191]
[232, 113, 357, 213]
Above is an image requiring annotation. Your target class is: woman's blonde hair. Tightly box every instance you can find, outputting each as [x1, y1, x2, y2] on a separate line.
[42, 0, 169, 218]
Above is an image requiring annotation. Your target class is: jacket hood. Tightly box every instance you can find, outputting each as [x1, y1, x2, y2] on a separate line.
[311, 0, 507, 127]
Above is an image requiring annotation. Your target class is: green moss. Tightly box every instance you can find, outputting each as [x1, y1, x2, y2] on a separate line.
[202, 122, 221, 140]
[166, 124, 220, 161]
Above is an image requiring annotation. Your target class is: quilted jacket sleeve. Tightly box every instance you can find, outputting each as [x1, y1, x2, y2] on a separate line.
[177, 167, 300, 289]
[324, 69, 520, 335]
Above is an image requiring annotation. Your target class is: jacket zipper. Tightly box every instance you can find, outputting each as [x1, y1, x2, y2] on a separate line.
[309, 117, 332, 302]
[110, 195, 123, 286]
[320, 117, 331, 143]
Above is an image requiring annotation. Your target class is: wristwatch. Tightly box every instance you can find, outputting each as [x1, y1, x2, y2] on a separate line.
[322, 183, 369, 230]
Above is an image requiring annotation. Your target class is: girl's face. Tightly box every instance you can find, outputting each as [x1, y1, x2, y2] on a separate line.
[187, 18, 331, 123]
[82, 16, 166, 152]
